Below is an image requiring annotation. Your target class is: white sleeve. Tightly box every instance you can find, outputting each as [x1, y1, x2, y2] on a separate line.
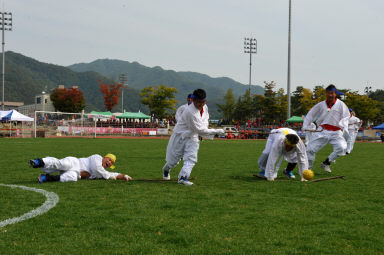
[356, 117, 362, 128]
[349, 116, 360, 125]
[187, 112, 220, 137]
[338, 103, 351, 131]
[175, 105, 185, 122]
[95, 166, 112, 180]
[303, 104, 321, 130]
[296, 140, 309, 177]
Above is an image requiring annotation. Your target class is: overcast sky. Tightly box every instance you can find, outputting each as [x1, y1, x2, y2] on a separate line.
[3, 0, 384, 94]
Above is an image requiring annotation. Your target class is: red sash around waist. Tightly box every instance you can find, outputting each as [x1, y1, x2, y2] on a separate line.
[321, 124, 341, 131]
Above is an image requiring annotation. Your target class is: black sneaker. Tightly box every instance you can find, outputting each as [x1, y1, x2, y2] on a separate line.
[29, 158, 44, 168]
[283, 169, 296, 179]
[163, 170, 170, 180]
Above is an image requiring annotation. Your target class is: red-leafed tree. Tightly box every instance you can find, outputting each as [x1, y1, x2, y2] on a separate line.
[99, 79, 123, 111]
[50, 87, 85, 113]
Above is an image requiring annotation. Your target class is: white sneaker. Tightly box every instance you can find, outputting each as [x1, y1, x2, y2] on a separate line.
[321, 163, 332, 173]
[163, 170, 171, 180]
[301, 177, 308, 182]
[178, 177, 194, 186]
[267, 177, 275, 181]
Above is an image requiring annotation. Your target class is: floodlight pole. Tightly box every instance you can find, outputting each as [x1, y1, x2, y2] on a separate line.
[119, 74, 127, 112]
[286, 0, 292, 119]
[244, 38, 257, 93]
[0, 12, 12, 110]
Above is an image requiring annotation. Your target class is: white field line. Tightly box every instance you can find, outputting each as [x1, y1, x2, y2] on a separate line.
[0, 184, 59, 228]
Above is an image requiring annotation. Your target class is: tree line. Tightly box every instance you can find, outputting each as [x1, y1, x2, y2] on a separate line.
[49, 79, 384, 126]
[218, 81, 384, 125]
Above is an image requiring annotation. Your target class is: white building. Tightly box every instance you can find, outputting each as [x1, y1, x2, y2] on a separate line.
[18, 90, 56, 116]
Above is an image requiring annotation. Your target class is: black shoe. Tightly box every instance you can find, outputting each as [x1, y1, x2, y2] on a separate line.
[29, 158, 45, 168]
[283, 169, 296, 179]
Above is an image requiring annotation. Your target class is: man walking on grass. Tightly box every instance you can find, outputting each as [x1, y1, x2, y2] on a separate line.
[162, 89, 225, 186]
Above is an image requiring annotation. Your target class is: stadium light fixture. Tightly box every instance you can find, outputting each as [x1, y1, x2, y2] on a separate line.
[0, 11, 12, 110]
[243, 37, 257, 94]
[364, 86, 372, 96]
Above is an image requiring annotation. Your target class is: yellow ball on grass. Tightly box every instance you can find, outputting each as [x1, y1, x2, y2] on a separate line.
[303, 169, 314, 180]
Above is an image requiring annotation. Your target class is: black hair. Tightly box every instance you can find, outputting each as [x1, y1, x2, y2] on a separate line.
[286, 134, 299, 145]
[187, 93, 193, 99]
[192, 89, 206, 100]
[326, 84, 337, 91]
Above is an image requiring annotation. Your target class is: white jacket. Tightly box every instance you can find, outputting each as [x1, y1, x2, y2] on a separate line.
[265, 128, 309, 177]
[348, 116, 361, 131]
[79, 154, 115, 180]
[173, 104, 222, 141]
[175, 104, 188, 122]
[303, 99, 350, 131]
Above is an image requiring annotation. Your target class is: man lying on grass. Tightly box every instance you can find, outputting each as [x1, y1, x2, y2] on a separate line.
[29, 153, 132, 183]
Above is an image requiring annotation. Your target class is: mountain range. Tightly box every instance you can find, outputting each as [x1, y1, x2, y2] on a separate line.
[4, 51, 264, 117]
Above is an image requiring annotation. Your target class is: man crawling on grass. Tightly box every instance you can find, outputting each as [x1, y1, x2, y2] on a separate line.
[29, 153, 132, 183]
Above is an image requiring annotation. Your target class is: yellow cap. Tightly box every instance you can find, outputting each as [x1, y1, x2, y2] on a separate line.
[104, 153, 116, 169]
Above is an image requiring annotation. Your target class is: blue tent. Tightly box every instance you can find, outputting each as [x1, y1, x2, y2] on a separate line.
[373, 123, 384, 129]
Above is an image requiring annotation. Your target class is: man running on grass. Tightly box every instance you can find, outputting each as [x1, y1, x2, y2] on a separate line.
[29, 153, 132, 183]
[344, 109, 362, 155]
[302, 84, 350, 173]
[162, 89, 225, 186]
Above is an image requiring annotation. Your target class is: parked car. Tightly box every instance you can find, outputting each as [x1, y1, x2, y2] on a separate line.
[222, 126, 239, 138]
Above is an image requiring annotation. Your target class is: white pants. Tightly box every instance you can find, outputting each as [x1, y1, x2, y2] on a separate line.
[42, 157, 81, 182]
[258, 134, 275, 172]
[163, 133, 200, 179]
[345, 128, 357, 153]
[305, 132, 313, 146]
[306, 129, 347, 168]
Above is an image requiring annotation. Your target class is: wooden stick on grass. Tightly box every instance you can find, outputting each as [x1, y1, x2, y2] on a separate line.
[309, 176, 345, 183]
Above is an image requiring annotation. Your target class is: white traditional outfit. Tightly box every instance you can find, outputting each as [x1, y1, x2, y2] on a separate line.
[303, 98, 350, 169]
[304, 123, 317, 146]
[41, 154, 119, 182]
[163, 103, 223, 180]
[344, 115, 361, 154]
[175, 103, 188, 122]
[258, 128, 308, 179]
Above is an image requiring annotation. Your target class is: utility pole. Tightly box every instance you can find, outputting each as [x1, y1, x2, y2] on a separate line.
[0, 11, 12, 110]
[119, 74, 128, 112]
[244, 38, 257, 93]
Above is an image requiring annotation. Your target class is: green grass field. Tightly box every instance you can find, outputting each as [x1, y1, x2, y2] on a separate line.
[0, 138, 383, 254]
